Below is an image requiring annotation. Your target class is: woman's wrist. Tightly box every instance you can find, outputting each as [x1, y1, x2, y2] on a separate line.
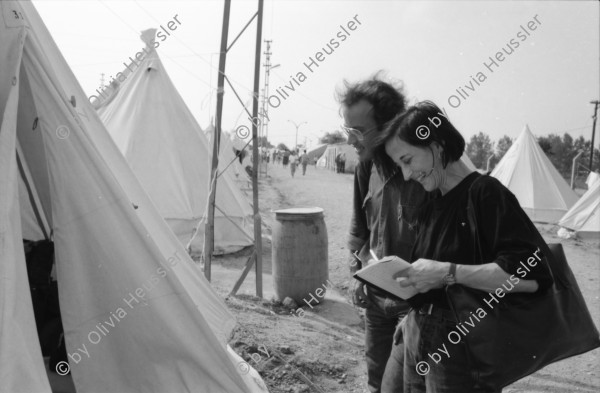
[442, 262, 457, 286]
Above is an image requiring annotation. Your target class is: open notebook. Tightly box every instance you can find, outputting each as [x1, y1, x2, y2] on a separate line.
[353, 256, 419, 300]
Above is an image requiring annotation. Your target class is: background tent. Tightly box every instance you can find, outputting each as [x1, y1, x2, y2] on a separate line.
[306, 144, 327, 164]
[491, 125, 578, 223]
[316, 143, 359, 173]
[587, 171, 600, 188]
[95, 31, 253, 255]
[207, 128, 251, 191]
[558, 180, 600, 240]
[0, 2, 265, 392]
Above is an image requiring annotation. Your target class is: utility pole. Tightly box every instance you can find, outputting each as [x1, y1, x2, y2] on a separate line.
[288, 119, 307, 151]
[262, 40, 279, 176]
[204, 0, 265, 296]
[251, 0, 265, 297]
[204, 0, 231, 281]
[589, 100, 599, 171]
[259, 87, 265, 178]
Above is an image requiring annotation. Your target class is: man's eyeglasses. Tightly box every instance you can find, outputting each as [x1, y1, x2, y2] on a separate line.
[341, 125, 378, 142]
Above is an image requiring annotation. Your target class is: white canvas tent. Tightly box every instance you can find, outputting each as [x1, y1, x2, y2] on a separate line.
[95, 31, 253, 255]
[587, 171, 600, 188]
[558, 180, 600, 239]
[316, 143, 359, 173]
[0, 2, 266, 392]
[207, 127, 250, 189]
[491, 125, 579, 223]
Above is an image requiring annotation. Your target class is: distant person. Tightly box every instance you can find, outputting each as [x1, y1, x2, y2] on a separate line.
[335, 153, 342, 173]
[340, 153, 347, 173]
[282, 151, 290, 168]
[289, 151, 298, 177]
[300, 150, 309, 175]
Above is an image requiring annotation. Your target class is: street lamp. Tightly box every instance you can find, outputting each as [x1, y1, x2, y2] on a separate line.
[288, 119, 307, 150]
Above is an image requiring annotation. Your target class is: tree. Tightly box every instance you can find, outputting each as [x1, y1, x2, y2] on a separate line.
[496, 135, 513, 159]
[276, 143, 290, 151]
[319, 130, 347, 145]
[466, 132, 494, 169]
[537, 134, 574, 176]
[573, 136, 600, 173]
[489, 135, 513, 169]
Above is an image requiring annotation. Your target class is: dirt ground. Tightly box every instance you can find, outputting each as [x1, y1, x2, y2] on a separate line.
[211, 163, 600, 393]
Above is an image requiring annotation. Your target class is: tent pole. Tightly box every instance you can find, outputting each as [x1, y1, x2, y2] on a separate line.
[589, 100, 599, 172]
[251, 0, 265, 298]
[204, 0, 231, 281]
[571, 151, 584, 189]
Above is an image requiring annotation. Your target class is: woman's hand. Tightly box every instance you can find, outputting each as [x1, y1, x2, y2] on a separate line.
[397, 259, 450, 293]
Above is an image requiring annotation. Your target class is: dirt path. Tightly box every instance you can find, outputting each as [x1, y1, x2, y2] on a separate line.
[213, 163, 600, 393]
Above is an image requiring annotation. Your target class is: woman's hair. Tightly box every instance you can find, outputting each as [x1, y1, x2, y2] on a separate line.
[375, 100, 465, 168]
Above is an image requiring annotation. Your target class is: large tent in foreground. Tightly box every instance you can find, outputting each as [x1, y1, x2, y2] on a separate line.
[0, 2, 266, 392]
[95, 31, 253, 255]
[491, 125, 579, 223]
[558, 180, 600, 239]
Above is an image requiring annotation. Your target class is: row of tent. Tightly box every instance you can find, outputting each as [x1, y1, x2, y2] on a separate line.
[314, 142, 481, 175]
[2, 1, 597, 391]
[93, 28, 254, 255]
[490, 125, 599, 239]
[313, 125, 599, 239]
[1, 1, 267, 392]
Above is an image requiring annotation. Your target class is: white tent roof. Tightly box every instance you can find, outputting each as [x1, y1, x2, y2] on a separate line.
[491, 125, 579, 223]
[1, 2, 264, 392]
[558, 180, 600, 239]
[316, 143, 359, 172]
[95, 31, 253, 254]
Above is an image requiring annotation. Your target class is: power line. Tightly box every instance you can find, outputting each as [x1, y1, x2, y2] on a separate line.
[270, 69, 337, 112]
[97, 0, 213, 89]
[132, 0, 255, 94]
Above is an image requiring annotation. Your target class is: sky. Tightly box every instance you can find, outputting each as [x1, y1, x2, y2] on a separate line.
[32, 0, 600, 151]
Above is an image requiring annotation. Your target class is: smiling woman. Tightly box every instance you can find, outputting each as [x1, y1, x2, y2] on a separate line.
[373, 101, 559, 393]
[376, 101, 465, 192]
